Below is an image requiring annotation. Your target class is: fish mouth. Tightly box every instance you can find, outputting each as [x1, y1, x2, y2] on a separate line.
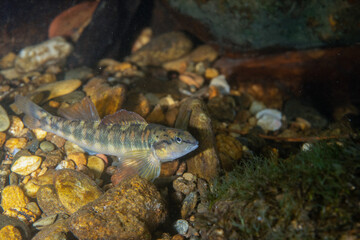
[186, 141, 199, 152]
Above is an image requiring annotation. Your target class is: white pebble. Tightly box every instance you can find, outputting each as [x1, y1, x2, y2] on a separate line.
[209, 75, 230, 94]
[256, 109, 282, 131]
[11, 156, 42, 176]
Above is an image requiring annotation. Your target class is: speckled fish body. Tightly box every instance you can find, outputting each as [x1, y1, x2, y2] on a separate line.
[14, 96, 198, 180]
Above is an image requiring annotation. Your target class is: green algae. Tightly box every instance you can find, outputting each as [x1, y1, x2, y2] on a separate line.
[197, 140, 360, 239]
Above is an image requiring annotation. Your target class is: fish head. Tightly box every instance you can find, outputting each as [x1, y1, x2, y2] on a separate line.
[152, 127, 198, 162]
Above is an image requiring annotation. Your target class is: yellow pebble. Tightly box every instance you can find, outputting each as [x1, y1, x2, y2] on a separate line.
[205, 68, 219, 79]
[0, 225, 22, 240]
[1, 185, 29, 211]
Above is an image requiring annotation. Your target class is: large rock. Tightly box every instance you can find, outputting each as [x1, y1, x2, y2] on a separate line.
[176, 98, 219, 182]
[68, 176, 167, 240]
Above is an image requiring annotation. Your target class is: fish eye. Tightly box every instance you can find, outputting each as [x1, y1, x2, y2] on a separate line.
[175, 136, 182, 144]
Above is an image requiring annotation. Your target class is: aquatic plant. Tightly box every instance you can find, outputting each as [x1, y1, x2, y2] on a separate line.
[196, 140, 360, 239]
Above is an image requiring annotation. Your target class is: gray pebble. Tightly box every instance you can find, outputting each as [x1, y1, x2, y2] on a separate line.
[40, 141, 55, 152]
[174, 219, 189, 235]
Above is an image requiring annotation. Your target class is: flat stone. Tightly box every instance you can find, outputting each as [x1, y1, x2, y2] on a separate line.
[11, 155, 42, 176]
[67, 152, 87, 167]
[32, 218, 70, 240]
[37, 184, 68, 216]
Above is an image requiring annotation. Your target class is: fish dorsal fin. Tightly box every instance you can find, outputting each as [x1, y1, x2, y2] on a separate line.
[116, 150, 161, 181]
[58, 97, 100, 121]
[101, 109, 147, 125]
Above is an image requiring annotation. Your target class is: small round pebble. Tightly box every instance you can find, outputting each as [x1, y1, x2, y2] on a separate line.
[39, 141, 55, 152]
[87, 156, 105, 179]
[0, 104, 10, 132]
[11, 155, 42, 176]
[174, 219, 189, 235]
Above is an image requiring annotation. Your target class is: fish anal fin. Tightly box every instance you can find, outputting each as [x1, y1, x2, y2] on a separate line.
[116, 150, 160, 181]
[101, 109, 147, 125]
[58, 97, 100, 121]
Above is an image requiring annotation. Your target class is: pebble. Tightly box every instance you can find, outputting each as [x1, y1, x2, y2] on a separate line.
[0, 225, 22, 240]
[32, 129, 47, 141]
[4, 138, 27, 155]
[40, 149, 63, 168]
[181, 192, 198, 218]
[145, 93, 160, 106]
[249, 100, 266, 115]
[46, 133, 66, 148]
[0, 132, 6, 147]
[131, 27, 152, 52]
[54, 169, 103, 214]
[146, 104, 166, 124]
[39, 141, 55, 152]
[83, 77, 126, 118]
[0, 68, 21, 80]
[68, 176, 167, 240]
[187, 45, 218, 63]
[165, 107, 179, 127]
[3, 207, 37, 224]
[9, 172, 18, 186]
[37, 185, 68, 215]
[1, 185, 29, 211]
[183, 172, 196, 182]
[173, 177, 196, 195]
[26, 202, 42, 217]
[0, 52, 17, 69]
[0, 105, 10, 132]
[176, 98, 219, 182]
[32, 214, 58, 230]
[126, 31, 193, 66]
[205, 68, 219, 79]
[32, 218, 69, 240]
[160, 160, 179, 177]
[56, 160, 76, 170]
[30, 79, 82, 103]
[216, 134, 243, 171]
[67, 152, 87, 167]
[86, 156, 105, 179]
[0, 214, 31, 240]
[174, 219, 189, 235]
[159, 95, 177, 108]
[209, 75, 230, 95]
[15, 36, 73, 73]
[207, 96, 236, 122]
[179, 72, 204, 88]
[11, 155, 42, 176]
[64, 141, 84, 155]
[256, 109, 282, 131]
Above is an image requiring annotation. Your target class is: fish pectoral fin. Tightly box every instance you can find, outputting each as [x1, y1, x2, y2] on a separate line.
[58, 97, 100, 121]
[118, 150, 161, 181]
[101, 109, 147, 126]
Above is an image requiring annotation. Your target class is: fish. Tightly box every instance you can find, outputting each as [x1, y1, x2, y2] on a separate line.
[14, 95, 198, 181]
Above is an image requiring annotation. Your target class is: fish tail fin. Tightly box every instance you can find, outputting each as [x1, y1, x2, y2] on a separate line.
[14, 95, 51, 129]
